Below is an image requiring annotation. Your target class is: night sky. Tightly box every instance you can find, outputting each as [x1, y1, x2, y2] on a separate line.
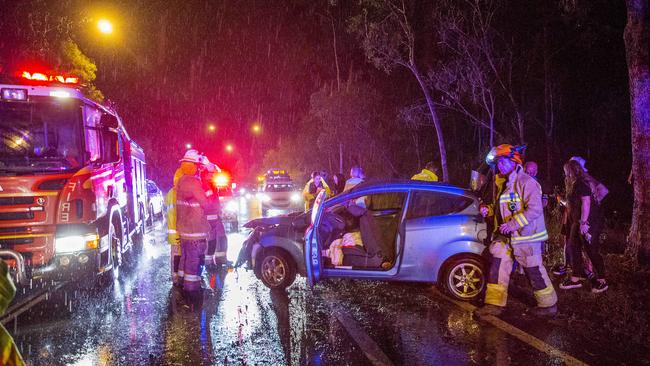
[0, 0, 633, 214]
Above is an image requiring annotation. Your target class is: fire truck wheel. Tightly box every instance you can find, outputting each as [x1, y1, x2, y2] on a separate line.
[146, 204, 155, 228]
[92, 211, 123, 288]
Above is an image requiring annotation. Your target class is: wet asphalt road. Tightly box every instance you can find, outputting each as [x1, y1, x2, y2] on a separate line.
[6, 198, 624, 365]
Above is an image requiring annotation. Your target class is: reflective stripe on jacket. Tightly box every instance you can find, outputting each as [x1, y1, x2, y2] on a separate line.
[176, 175, 211, 240]
[490, 165, 548, 244]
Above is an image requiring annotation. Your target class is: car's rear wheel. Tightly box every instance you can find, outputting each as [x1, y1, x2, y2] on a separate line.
[442, 255, 485, 301]
[256, 249, 296, 290]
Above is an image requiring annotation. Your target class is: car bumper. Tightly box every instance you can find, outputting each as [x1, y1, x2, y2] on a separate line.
[30, 250, 100, 283]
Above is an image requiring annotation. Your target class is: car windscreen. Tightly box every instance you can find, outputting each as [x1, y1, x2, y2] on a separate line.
[147, 182, 158, 194]
[265, 183, 294, 192]
[0, 99, 83, 174]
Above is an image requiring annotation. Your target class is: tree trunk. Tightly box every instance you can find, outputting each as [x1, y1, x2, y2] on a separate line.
[409, 65, 449, 182]
[624, 0, 650, 264]
[339, 143, 343, 174]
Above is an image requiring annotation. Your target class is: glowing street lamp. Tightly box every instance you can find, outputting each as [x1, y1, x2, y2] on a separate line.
[225, 144, 234, 153]
[185, 143, 192, 149]
[97, 19, 114, 35]
[208, 124, 216, 132]
[252, 124, 261, 134]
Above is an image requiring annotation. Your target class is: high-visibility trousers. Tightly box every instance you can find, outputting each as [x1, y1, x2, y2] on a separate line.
[485, 240, 557, 308]
[180, 239, 207, 292]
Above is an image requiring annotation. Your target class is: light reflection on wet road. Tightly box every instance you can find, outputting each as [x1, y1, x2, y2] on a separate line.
[8, 198, 601, 365]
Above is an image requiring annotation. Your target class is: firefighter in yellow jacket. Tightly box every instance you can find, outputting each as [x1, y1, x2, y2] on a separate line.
[0, 260, 26, 366]
[411, 161, 439, 182]
[302, 171, 331, 212]
[475, 144, 558, 318]
[166, 168, 184, 286]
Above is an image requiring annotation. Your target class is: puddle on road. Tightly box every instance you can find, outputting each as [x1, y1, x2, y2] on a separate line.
[11, 227, 371, 365]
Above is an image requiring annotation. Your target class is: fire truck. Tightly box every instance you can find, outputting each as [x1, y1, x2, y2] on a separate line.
[0, 70, 148, 287]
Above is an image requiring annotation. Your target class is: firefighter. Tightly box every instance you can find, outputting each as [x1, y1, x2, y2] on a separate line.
[411, 161, 439, 182]
[199, 156, 228, 267]
[166, 168, 183, 286]
[175, 150, 211, 298]
[0, 260, 26, 366]
[474, 144, 558, 318]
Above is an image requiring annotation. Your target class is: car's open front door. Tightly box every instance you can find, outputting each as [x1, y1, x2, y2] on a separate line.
[304, 190, 327, 287]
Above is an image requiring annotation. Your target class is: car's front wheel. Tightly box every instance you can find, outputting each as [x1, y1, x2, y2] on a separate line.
[256, 248, 296, 290]
[441, 255, 486, 301]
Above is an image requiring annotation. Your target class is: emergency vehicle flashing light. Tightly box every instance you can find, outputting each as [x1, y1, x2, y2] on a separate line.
[1, 88, 28, 101]
[49, 90, 71, 98]
[20, 71, 80, 85]
[214, 172, 230, 187]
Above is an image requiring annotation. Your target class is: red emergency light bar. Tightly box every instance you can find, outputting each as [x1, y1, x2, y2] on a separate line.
[20, 71, 80, 85]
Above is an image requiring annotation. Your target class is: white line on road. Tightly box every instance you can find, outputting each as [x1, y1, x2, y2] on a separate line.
[325, 299, 395, 366]
[429, 288, 588, 366]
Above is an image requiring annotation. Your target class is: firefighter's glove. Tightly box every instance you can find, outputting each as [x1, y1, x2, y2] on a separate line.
[499, 220, 519, 235]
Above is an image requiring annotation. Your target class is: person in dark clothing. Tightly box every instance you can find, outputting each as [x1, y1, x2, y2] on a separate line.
[559, 160, 608, 293]
[331, 173, 346, 195]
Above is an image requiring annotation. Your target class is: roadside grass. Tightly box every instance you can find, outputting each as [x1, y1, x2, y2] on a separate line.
[538, 207, 650, 363]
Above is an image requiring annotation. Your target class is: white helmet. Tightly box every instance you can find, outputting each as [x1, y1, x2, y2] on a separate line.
[570, 156, 587, 172]
[179, 149, 202, 164]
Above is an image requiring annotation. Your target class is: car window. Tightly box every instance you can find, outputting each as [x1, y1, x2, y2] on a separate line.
[407, 191, 473, 219]
[328, 192, 405, 213]
[146, 182, 158, 194]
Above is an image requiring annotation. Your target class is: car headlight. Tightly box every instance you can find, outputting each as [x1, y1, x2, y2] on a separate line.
[290, 193, 301, 202]
[225, 200, 239, 213]
[55, 234, 99, 253]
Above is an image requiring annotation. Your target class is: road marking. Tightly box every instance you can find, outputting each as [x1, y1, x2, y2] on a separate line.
[430, 288, 588, 366]
[325, 299, 395, 366]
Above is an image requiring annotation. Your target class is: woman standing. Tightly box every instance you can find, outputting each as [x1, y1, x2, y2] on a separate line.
[559, 160, 608, 293]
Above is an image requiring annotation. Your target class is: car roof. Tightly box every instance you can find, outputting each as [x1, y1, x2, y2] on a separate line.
[345, 179, 474, 197]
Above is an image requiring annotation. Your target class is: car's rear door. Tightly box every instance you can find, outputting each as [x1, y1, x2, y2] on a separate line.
[400, 190, 479, 281]
[305, 190, 328, 286]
